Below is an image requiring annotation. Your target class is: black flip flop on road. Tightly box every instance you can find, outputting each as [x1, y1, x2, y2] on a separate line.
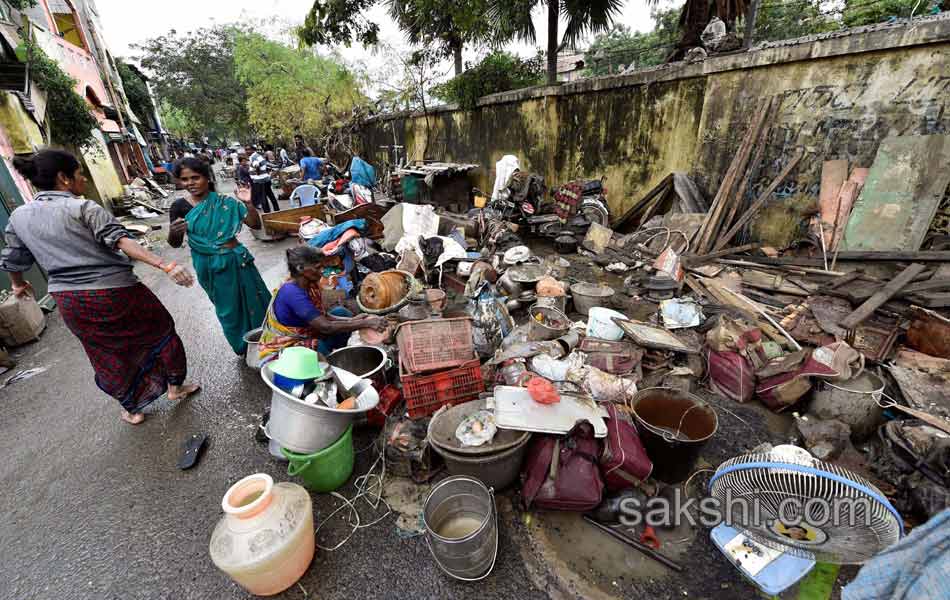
[177, 433, 209, 470]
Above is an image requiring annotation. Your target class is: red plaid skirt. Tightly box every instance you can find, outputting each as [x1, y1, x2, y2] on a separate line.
[53, 283, 187, 413]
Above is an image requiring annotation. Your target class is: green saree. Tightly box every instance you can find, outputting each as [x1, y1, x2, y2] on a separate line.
[185, 192, 270, 354]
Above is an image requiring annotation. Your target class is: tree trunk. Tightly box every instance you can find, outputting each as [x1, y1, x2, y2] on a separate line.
[546, 0, 559, 85]
[743, 0, 760, 49]
[453, 45, 463, 76]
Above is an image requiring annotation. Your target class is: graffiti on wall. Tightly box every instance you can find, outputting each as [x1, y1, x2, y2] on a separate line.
[738, 73, 950, 205]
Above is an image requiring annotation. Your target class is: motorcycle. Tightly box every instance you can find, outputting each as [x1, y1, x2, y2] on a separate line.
[484, 172, 610, 238]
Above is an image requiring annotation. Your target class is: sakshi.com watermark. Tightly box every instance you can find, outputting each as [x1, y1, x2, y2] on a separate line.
[619, 488, 875, 539]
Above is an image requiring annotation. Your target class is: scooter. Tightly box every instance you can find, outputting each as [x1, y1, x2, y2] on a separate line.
[484, 174, 610, 238]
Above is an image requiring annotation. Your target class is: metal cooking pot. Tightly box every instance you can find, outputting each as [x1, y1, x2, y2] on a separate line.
[261, 364, 379, 454]
[497, 270, 524, 296]
[243, 328, 263, 370]
[554, 235, 578, 254]
[327, 345, 391, 391]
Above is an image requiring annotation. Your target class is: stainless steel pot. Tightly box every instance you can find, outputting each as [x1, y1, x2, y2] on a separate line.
[498, 271, 523, 296]
[261, 364, 379, 454]
[243, 328, 263, 370]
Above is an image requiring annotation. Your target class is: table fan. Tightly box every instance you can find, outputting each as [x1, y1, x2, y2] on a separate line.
[707, 445, 903, 595]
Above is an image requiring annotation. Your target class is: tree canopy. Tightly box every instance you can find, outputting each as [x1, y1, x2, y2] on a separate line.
[489, 0, 624, 84]
[299, 0, 381, 47]
[431, 51, 544, 109]
[386, 0, 501, 75]
[133, 25, 250, 142]
[232, 31, 368, 143]
[300, 0, 505, 76]
[583, 10, 679, 76]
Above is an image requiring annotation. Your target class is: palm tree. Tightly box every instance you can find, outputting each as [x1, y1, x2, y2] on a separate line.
[490, 0, 624, 85]
[388, 0, 500, 76]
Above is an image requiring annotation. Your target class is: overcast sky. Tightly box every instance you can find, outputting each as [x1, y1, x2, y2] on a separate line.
[96, 0, 677, 62]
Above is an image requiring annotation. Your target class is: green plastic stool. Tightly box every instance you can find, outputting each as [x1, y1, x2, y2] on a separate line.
[281, 425, 354, 493]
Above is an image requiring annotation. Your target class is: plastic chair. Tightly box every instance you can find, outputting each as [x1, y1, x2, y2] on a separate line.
[289, 184, 320, 208]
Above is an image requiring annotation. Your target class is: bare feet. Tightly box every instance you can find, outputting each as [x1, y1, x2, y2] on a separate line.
[168, 382, 201, 402]
[121, 410, 145, 425]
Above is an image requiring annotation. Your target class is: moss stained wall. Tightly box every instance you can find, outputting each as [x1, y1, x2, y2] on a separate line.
[697, 45, 950, 206]
[360, 22, 950, 218]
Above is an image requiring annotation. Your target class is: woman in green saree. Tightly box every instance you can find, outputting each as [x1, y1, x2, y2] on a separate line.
[169, 157, 270, 355]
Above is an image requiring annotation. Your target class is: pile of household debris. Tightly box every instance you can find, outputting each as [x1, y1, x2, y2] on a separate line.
[216, 129, 950, 596]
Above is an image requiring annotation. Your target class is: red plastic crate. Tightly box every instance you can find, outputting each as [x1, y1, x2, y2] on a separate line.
[368, 384, 403, 427]
[395, 317, 475, 374]
[400, 358, 484, 419]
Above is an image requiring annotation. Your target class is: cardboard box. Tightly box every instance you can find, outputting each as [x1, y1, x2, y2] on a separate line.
[0, 294, 45, 346]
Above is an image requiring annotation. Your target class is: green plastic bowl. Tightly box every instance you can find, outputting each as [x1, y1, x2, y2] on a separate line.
[281, 425, 354, 493]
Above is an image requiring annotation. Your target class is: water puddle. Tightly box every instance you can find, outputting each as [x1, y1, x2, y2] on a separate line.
[524, 509, 696, 597]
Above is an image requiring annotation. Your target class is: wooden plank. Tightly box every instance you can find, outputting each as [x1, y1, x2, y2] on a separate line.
[713, 100, 775, 251]
[894, 349, 950, 372]
[261, 204, 326, 233]
[715, 149, 805, 249]
[842, 134, 950, 251]
[845, 278, 950, 302]
[683, 274, 710, 302]
[839, 263, 926, 330]
[906, 292, 950, 308]
[612, 174, 673, 232]
[819, 160, 849, 237]
[730, 251, 950, 265]
[682, 243, 759, 266]
[695, 99, 771, 253]
[820, 270, 863, 292]
[741, 269, 819, 296]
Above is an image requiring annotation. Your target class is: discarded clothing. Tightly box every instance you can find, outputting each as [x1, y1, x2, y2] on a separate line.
[321, 228, 361, 256]
[53, 283, 187, 414]
[843, 508, 950, 600]
[306, 219, 367, 250]
[185, 192, 270, 355]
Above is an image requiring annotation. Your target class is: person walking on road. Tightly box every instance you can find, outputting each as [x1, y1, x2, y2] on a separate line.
[2, 149, 200, 425]
[168, 157, 271, 355]
[246, 146, 280, 213]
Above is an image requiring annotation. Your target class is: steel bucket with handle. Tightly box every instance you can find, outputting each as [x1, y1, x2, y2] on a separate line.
[422, 475, 498, 581]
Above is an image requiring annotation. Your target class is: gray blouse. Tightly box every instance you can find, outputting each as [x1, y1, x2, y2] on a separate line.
[0, 191, 139, 292]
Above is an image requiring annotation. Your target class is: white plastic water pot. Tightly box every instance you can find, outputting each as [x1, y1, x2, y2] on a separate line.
[586, 307, 628, 341]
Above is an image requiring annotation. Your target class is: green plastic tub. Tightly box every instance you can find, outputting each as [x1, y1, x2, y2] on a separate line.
[281, 425, 354, 492]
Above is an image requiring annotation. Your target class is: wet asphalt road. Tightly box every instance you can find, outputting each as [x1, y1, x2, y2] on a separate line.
[0, 178, 551, 600]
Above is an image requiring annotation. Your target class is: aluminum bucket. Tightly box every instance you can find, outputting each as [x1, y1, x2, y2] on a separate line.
[261, 364, 378, 454]
[423, 476, 498, 581]
[243, 328, 263, 370]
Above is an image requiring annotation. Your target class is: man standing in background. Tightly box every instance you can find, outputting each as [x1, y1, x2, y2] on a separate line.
[247, 146, 280, 213]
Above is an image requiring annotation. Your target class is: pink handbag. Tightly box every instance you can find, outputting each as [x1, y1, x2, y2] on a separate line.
[600, 404, 652, 490]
